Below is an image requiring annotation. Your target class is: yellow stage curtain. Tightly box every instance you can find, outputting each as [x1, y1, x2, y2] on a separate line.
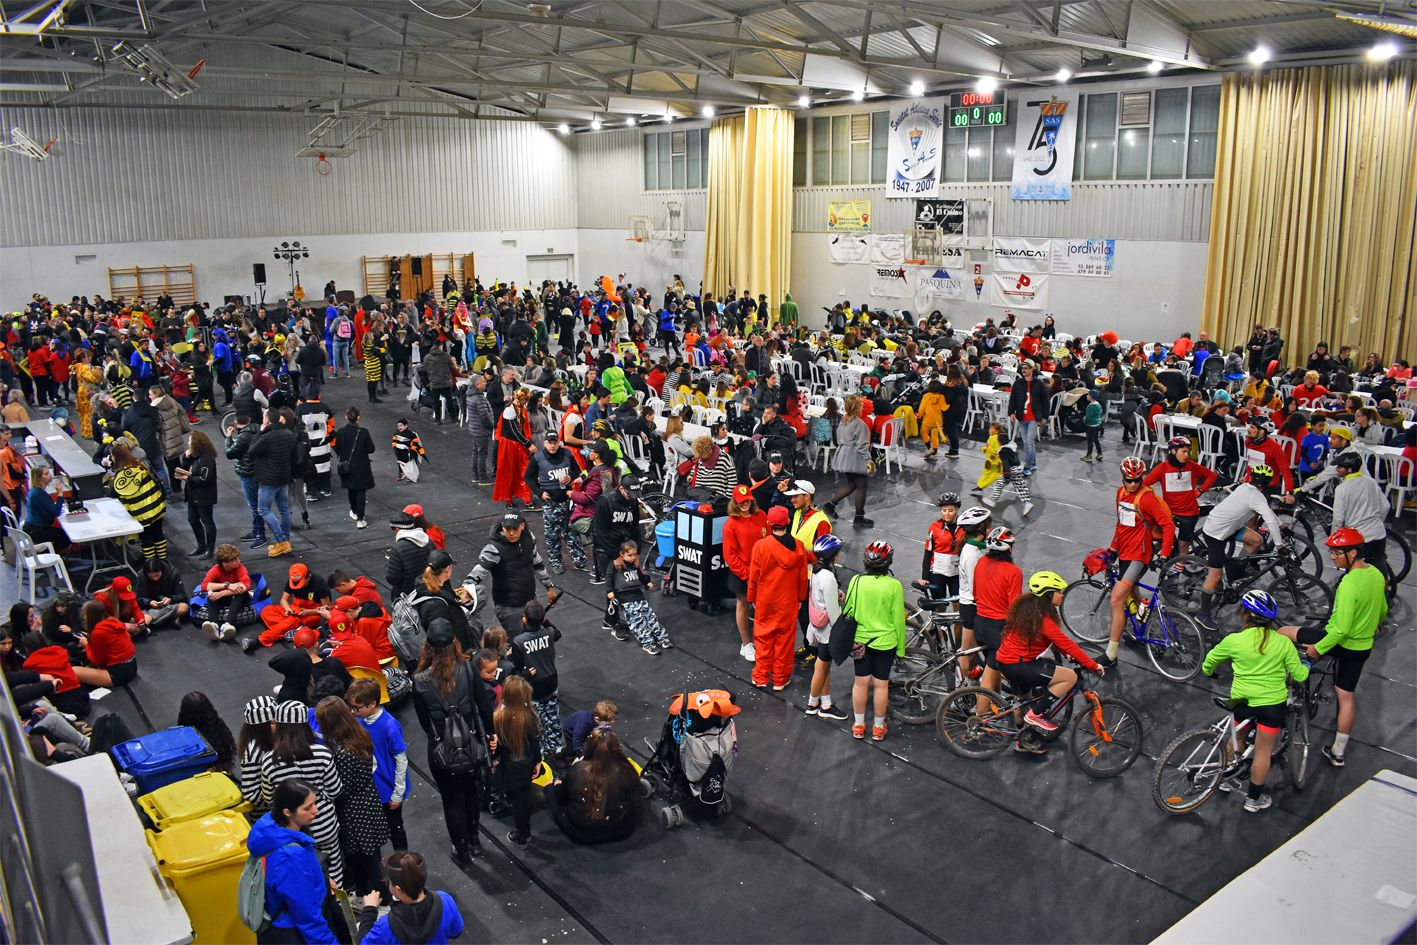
[702, 108, 794, 315]
[1202, 62, 1416, 364]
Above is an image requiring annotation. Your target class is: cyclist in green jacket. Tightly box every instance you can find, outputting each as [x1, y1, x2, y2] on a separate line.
[1201, 589, 1309, 813]
[846, 541, 906, 743]
[1279, 527, 1388, 768]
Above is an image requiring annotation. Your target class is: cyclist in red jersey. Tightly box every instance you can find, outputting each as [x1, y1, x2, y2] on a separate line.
[972, 526, 1022, 696]
[1240, 417, 1293, 492]
[1101, 457, 1175, 667]
[920, 492, 962, 601]
[1143, 437, 1218, 556]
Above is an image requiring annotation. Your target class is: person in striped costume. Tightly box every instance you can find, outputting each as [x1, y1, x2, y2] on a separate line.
[107, 440, 168, 561]
[363, 324, 386, 404]
[261, 700, 345, 886]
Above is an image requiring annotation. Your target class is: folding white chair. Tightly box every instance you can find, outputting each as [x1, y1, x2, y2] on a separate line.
[1044, 393, 1064, 440]
[1194, 422, 1224, 469]
[645, 396, 665, 416]
[7, 525, 73, 603]
[873, 417, 906, 475]
[1151, 415, 1176, 462]
[962, 389, 983, 435]
[1374, 452, 1416, 515]
[1271, 434, 1300, 469]
[1132, 412, 1156, 461]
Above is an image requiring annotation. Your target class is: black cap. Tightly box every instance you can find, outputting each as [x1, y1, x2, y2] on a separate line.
[767, 452, 784, 463]
[544, 430, 560, 442]
[501, 511, 526, 528]
[389, 511, 416, 529]
[620, 473, 641, 491]
[425, 618, 455, 649]
[427, 550, 454, 573]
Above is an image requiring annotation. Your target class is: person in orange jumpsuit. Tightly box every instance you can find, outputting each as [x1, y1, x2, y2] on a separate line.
[257, 562, 332, 646]
[748, 505, 809, 689]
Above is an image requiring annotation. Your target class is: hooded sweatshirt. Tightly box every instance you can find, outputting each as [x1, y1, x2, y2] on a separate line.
[386, 529, 432, 597]
[359, 891, 463, 945]
[246, 813, 335, 944]
[85, 616, 135, 668]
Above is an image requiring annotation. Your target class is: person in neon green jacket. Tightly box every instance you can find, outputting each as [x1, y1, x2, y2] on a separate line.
[600, 363, 631, 405]
[1202, 590, 1308, 814]
[843, 541, 906, 743]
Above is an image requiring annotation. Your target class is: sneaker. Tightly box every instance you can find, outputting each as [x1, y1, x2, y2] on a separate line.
[589, 576, 606, 586]
[1216, 776, 1243, 794]
[1195, 613, 1219, 634]
[1023, 466, 1036, 476]
[794, 645, 811, 660]
[201, 620, 220, 641]
[772, 681, 789, 691]
[739, 643, 756, 662]
[969, 487, 983, 496]
[1321, 745, 1346, 768]
[871, 724, 887, 741]
[348, 510, 358, 521]
[307, 492, 321, 503]
[660, 638, 674, 650]
[238, 531, 258, 541]
[853, 515, 875, 528]
[219, 623, 237, 641]
[605, 623, 630, 641]
[823, 501, 837, 517]
[981, 497, 996, 509]
[1022, 500, 1035, 516]
[818, 705, 849, 721]
[249, 535, 268, 549]
[642, 643, 662, 656]
[239, 636, 260, 655]
[852, 724, 866, 739]
[1023, 709, 1058, 732]
[506, 830, 529, 849]
[1013, 739, 1048, 755]
[356, 519, 368, 529]
[1243, 793, 1273, 813]
[1082, 454, 1094, 463]
[804, 704, 820, 717]
[752, 680, 768, 689]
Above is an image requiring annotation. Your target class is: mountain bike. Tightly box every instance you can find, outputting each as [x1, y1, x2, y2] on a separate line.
[1058, 555, 1206, 680]
[936, 670, 1143, 778]
[890, 582, 977, 723]
[1157, 543, 1333, 627]
[1287, 491, 1409, 600]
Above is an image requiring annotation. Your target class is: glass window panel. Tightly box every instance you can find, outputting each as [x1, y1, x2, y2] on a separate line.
[1150, 87, 1188, 179]
[831, 115, 849, 185]
[1187, 85, 1220, 178]
[1073, 97, 1085, 180]
[944, 123, 966, 182]
[644, 134, 656, 190]
[1084, 92, 1116, 181]
[672, 153, 686, 189]
[657, 133, 671, 189]
[1117, 127, 1149, 179]
[850, 140, 869, 183]
[871, 110, 889, 182]
[793, 117, 807, 187]
[686, 127, 702, 187]
[811, 116, 830, 185]
[992, 106, 1016, 181]
[966, 128, 990, 181]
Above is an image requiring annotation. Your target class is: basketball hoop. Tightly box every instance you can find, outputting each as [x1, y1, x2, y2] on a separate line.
[905, 258, 926, 266]
[625, 237, 643, 243]
[315, 152, 333, 176]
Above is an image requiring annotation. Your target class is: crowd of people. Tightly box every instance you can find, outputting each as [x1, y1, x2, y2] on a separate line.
[2, 277, 1410, 942]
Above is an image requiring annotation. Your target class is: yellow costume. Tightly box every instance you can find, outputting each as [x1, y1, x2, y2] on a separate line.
[976, 433, 1003, 490]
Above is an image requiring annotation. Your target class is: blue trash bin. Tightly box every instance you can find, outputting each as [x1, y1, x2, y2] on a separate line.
[655, 520, 676, 568]
[111, 726, 218, 795]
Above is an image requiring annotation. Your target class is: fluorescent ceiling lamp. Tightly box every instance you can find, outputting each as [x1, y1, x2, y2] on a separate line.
[1147, 60, 1164, 73]
[1368, 40, 1399, 60]
[701, 105, 715, 117]
[557, 122, 569, 134]
[1055, 67, 1072, 82]
[909, 79, 925, 96]
[851, 88, 865, 101]
[625, 116, 636, 126]
[976, 77, 998, 94]
[590, 118, 602, 130]
[1248, 45, 1271, 65]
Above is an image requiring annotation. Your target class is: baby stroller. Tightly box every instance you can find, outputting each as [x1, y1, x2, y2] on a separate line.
[641, 688, 740, 829]
[406, 366, 440, 416]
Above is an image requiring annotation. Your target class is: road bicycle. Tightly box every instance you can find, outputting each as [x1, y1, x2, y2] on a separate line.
[890, 583, 978, 724]
[936, 670, 1143, 778]
[1157, 543, 1334, 627]
[1286, 491, 1410, 600]
[1058, 556, 1206, 680]
[1151, 684, 1311, 815]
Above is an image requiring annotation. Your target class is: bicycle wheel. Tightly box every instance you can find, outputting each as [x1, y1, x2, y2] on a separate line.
[1059, 577, 1113, 643]
[1069, 695, 1144, 778]
[1152, 727, 1227, 815]
[889, 648, 958, 725]
[1260, 570, 1334, 626]
[1156, 555, 1209, 614]
[219, 409, 238, 439]
[1145, 606, 1206, 681]
[1288, 534, 1324, 579]
[637, 492, 672, 544]
[1286, 700, 1312, 791]
[1384, 531, 1411, 594]
[936, 686, 1016, 759]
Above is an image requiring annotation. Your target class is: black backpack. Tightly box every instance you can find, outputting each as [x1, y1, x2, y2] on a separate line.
[430, 664, 488, 775]
[90, 712, 135, 756]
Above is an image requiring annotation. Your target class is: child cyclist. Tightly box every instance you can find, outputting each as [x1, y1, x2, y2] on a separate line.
[920, 492, 962, 600]
[993, 571, 1103, 754]
[1201, 590, 1309, 813]
[804, 534, 848, 720]
[954, 506, 993, 680]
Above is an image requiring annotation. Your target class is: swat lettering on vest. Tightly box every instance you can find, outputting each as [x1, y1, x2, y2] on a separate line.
[523, 635, 552, 653]
[612, 510, 634, 524]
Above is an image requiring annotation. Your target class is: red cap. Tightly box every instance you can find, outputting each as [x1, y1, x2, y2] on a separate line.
[732, 484, 752, 502]
[766, 506, 790, 527]
[402, 504, 424, 517]
[288, 563, 309, 589]
[326, 611, 351, 634]
[293, 627, 319, 648]
[110, 576, 137, 602]
[335, 595, 361, 612]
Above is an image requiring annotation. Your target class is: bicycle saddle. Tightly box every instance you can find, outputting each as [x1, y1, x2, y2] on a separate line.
[916, 597, 956, 613]
[1213, 696, 1247, 711]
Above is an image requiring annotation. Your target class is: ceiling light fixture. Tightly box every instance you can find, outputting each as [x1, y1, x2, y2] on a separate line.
[625, 116, 636, 126]
[1248, 45, 1271, 65]
[590, 117, 602, 130]
[909, 79, 925, 96]
[975, 76, 998, 94]
[110, 41, 199, 99]
[851, 88, 865, 101]
[1368, 40, 1399, 61]
[798, 94, 811, 108]
[702, 105, 715, 117]
[1147, 60, 1164, 73]
[1055, 67, 1072, 82]
[557, 122, 569, 134]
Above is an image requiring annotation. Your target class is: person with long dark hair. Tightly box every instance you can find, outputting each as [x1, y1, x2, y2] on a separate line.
[494, 675, 543, 849]
[247, 778, 337, 944]
[333, 406, 376, 530]
[547, 728, 641, 845]
[177, 691, 236, 775]
[260, 701, 345, 886]
[314, 696, 388, 897]
[174, 429, 219, 558]
[238, 695, 278, 808]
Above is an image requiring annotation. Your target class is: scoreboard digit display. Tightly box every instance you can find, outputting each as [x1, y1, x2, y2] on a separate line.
[948, 90, 1006, 128]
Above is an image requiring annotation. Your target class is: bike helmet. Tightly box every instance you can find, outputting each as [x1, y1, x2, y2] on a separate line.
[985, 526, 1015, 552]
[1028, 570, 1068, 596]
[1240, 589, 1280, 621]
[863, 540, 894, 570]
[1249, 463, 1275, 484]
[1329, 426, 1354, 444]
[957, 506, 991, 528]
[1119, 456, 1147, 479]
[1248, 416, 1273, 439]
[1324, 527, 1364, 549]
[1335, 450, 1364, 471]
[592, 419, 613, 435]
[1167, 436, 1190, 451]
[937, 492, 961, 508]
[813, 533, 844, 561]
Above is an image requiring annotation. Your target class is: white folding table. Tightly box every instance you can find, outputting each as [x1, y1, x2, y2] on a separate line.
[59, 497, 143, 593]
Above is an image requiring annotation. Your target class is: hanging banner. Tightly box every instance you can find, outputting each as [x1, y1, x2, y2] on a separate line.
[828, 233, 870, 264]
[868, 234, 906, 265]
[989, 271, 1050, 310]
[1011, 91, 1079, 201]
[870, 265, 913, 298]
[970, 262, 987, 304]
[992, 237, 1054, 273]
[887, 100, 945, 198]
[1051, 238, 1116, 277]
[917, 267, 965, 301]
[914, 198, 965, 234]
[827, 200, 871, 232]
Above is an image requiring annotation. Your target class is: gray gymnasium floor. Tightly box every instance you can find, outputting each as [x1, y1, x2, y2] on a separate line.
[22, 374, 1415, 944]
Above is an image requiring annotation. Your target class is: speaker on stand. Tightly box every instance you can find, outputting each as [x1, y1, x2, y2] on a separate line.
[253, 263, 268, 306]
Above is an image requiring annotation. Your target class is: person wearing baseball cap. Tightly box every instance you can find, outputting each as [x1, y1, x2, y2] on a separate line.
[95, 575, 148, 633]
[386, 511, 433, 598]
[723, 483, 768, 662]
[529, 428, 587, 575]
[784, 478, 832, 661]
[748, 504, 810, 690]
[469, 511, 561, 631]
[250, 562, 332, 651]
[270, 623, 352, 705]
[78, 598, 140, 688]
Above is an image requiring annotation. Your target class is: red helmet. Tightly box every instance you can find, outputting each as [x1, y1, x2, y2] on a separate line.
[1120, 456, 1147, 479]
[1325, 527, 1364, 549]
[863, 540, 894, 570]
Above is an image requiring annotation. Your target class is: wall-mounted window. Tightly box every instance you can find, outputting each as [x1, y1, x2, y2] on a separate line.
[1067, 84, 1219, 181]
[792, 116, 807, 187]
[804, 110, 889, 186]
[642, 128, 710, 190]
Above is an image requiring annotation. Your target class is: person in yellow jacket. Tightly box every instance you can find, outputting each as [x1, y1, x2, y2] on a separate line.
[108, 439, 168, 561]
[917, 379, 948, 460]
[973, 420, 1004, 495]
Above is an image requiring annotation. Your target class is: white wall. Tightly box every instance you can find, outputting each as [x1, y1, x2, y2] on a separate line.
[0, 229, 580, 304]
[574, 230, 707, 300]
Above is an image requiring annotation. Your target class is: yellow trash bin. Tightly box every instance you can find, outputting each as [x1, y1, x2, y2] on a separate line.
[146, 810, 255, 945]
[139, 771, 249, 830]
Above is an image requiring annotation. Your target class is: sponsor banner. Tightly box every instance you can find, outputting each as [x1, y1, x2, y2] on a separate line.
[914, 198, 965, 234]
[828, 233, 870, 265]
[868, 234, 906, 265]
[989, 271, 1050, 310]
[827, 200, 871, 232]
[1051, 238, 1115, 277]
[970, 262, 987, 303]
[992, 237, 1054, 273]
[1011, 91, 1079, 201]
[916, 267, 965, 301]
[870, 265, 912, 298]
[886, 101, 945, 198]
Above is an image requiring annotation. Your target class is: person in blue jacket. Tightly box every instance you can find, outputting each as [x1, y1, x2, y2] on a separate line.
[247, 778, 337, 945]
[358, 850, 464, 945]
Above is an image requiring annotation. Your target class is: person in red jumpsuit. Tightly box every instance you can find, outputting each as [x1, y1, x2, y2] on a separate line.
[1100, 456, 1176, 667]
[748, 505, 809, 689]
[257, 562, 332, 646]
[1143, 437, 1218, 556]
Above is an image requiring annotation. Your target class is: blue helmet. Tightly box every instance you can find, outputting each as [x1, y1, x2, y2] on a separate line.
[1240, 590, 1279, 621]
[813, 534, 844, 561]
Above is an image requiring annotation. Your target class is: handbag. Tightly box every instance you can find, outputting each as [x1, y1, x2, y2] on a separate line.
[827, 576, 861, 666]
[337, 427, 362, 478]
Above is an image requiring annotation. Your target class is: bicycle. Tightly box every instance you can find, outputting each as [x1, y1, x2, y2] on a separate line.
[1157, 543, 1334, 627]
[1287, 491, 1410, 600]
[1193, 485, 1326, 579]
[887, 583, 979, 724]
[1058, 556, 1207, 681]
[905, 580, 960, 658]
[1151, 686, 1310, 815]
[936, 670, 1143, 778]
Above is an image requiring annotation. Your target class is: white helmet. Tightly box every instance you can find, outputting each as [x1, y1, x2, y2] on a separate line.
[958, 506, 991, 527]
